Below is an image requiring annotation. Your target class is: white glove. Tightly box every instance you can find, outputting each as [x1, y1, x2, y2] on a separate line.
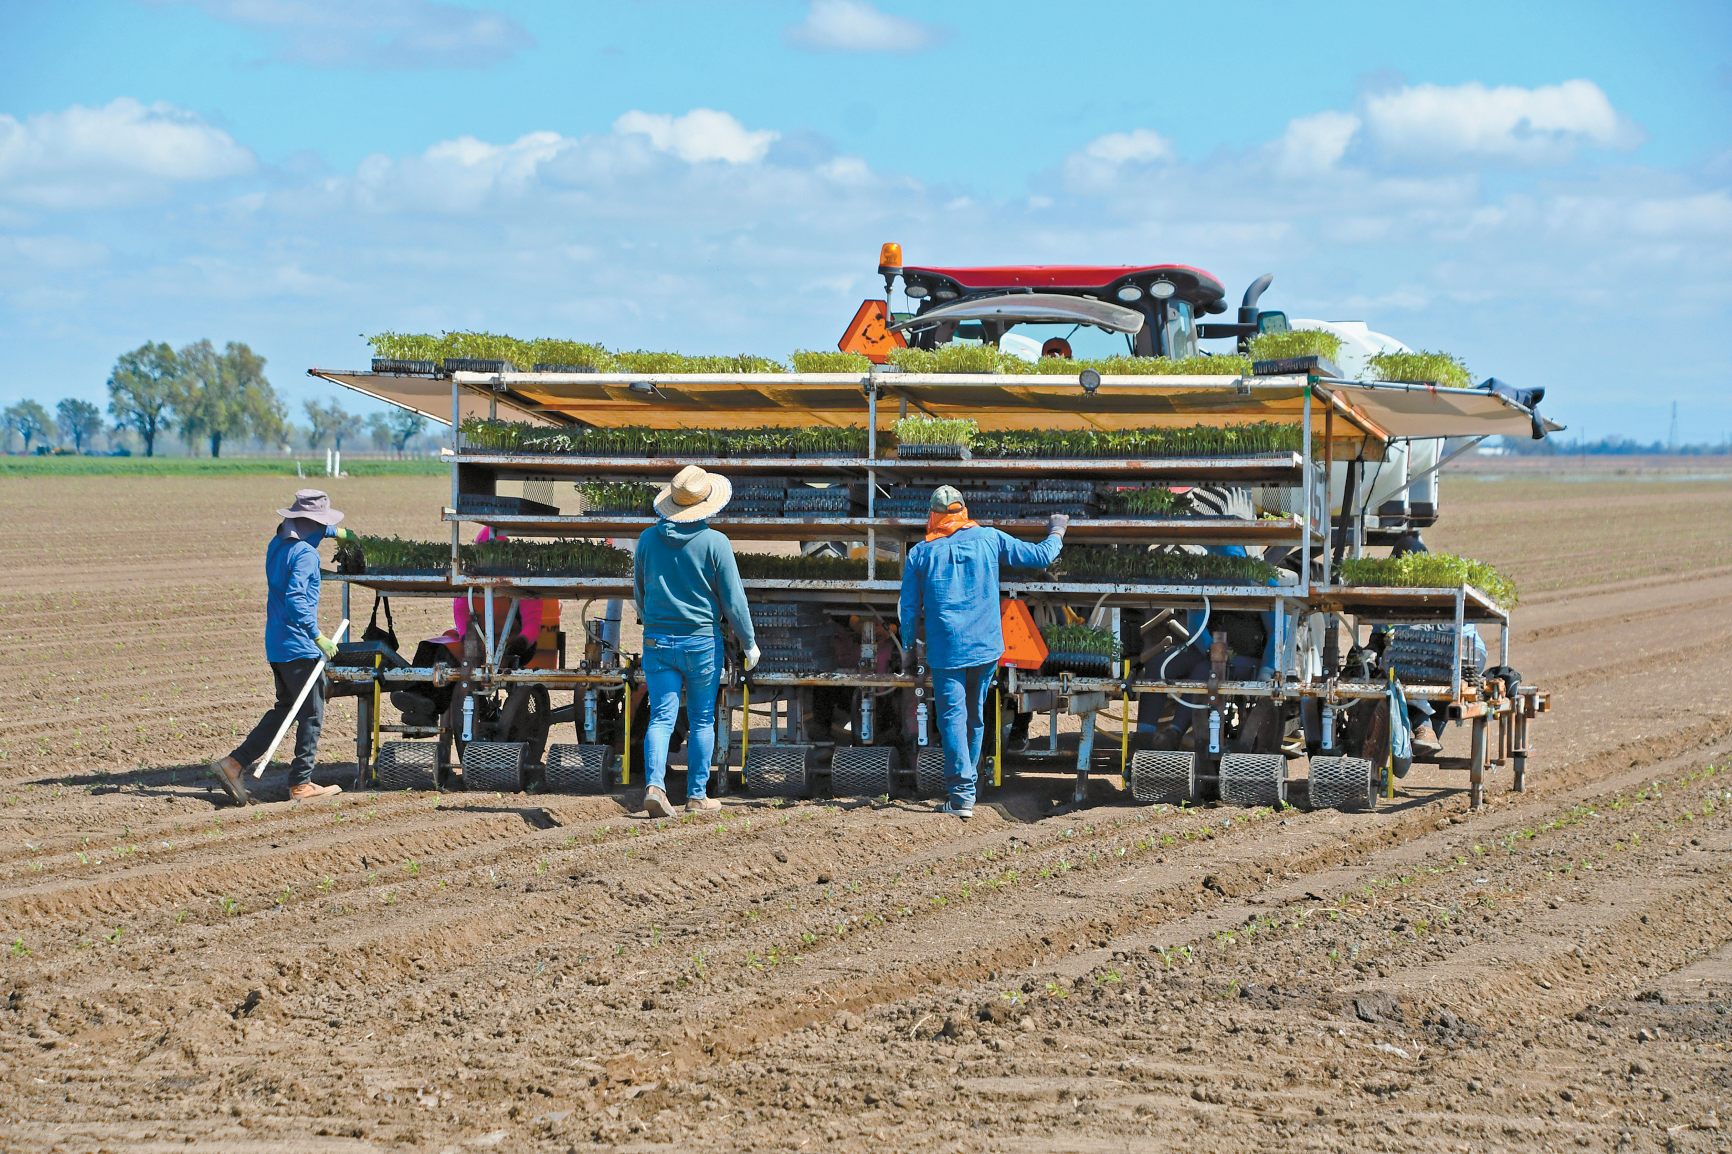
[744, 644, 761, 671]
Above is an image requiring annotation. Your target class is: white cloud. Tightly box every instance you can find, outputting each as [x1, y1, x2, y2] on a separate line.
[612, 109, 778, 165]
[0, 97, 255, 208]
[1272, 110, 1361, 177]
[1083, 128, 1174, 166]
[1362, 79, 1642, 165]
[155, 0, 533, 69]
[783, 0, 948, 54]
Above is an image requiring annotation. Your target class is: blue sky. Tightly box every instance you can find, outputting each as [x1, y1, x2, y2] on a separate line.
[2, 0, 1729, 444]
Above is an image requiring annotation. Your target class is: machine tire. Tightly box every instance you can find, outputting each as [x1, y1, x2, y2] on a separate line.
[1129, 750, 1196, 804]
[744, 745, 810, 798]
[1219, 752, 1287, 807]
[830, 746, 895, 798]
[544, 743, 613, 794]
[914, 748, 946, 799]
[376, 741, 437, 791]
[463, 741, 526, 793]
[1308, 755, 1377, 812]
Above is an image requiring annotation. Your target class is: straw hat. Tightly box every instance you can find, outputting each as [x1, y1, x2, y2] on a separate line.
[276, 488, 345, 525]
[654, 465, 733, 523]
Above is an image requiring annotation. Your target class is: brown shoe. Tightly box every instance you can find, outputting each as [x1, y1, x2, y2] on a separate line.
[289, 782, 342, 801]
[209, 757, 250, 806]
[644, 786, 675, 818]
[1412, 725, 1443, 759]
[685, 795, 722, 813]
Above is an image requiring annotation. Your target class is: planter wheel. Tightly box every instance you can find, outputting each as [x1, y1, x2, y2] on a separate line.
[376, 741, 437, 791]
[462, 742, 526, 793]
[913, 748, 947, 799]
[544, 743, 614, 794]
[1219, 752, 1287, 808]
[1129, 750, 1196, 804]
[830, 746, 895, 798]
[1308, 756, 1378, 812]
[744, 745, 810, 798]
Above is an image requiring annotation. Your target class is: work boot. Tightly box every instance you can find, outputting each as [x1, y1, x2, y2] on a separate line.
[208, 757, 250, 806]
[1149, 727, 1184, 752]
[1412, 725, 1443, 759]
[289, 782, 342, 801]
[643, 786, 675, 818]
[685, 794, 722, 813]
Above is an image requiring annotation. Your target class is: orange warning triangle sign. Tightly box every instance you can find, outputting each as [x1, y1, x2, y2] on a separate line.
[998, 599, 1048, 669]
[837, 299, 906, 364]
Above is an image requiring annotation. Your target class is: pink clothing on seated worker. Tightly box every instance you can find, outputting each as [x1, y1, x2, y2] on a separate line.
[428, 527, 542, 646]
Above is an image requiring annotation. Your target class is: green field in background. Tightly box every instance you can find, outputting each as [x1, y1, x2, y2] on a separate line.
[0, 456, 447, 477]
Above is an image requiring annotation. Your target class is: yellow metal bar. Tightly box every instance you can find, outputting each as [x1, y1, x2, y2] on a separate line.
[740, 680, 750, 777]
[1120, 659, 1130, 783]
[621, 685, 632, 786]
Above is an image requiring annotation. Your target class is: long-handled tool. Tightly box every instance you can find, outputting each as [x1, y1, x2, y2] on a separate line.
[252, 619, 349, 779]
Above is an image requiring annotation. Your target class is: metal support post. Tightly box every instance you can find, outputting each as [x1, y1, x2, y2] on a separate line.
[483, 588, 497, 668]
[866, 380, 877, 580]
[1074, 711, 1096, 804]
[1469, 714, 1488, 809]
[1300, 386, 1312, 599]
[1511, 708, 1528, 793]
[1451, 588, 1466, 702]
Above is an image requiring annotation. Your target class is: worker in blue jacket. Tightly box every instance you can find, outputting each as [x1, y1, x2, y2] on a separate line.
[209, 489, 355, 805]
[899, 486, 1066, 818]
[634, 466, 759, 818]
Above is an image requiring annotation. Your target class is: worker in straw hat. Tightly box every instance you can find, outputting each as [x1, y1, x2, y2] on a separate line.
[634, 465, 759, 818]
[209, 489, 358, 805]
[899, 486, 1067, 818]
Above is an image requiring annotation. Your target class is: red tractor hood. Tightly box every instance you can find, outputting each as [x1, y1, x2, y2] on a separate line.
[901, 263, 1226, 311]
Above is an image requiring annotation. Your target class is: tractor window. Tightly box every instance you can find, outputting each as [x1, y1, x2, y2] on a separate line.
[1164, 300, 1197, 360]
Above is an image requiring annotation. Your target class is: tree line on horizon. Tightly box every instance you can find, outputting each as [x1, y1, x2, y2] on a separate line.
[2, 341, 429, 458]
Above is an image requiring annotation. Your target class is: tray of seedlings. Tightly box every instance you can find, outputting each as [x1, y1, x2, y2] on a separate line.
[458, 418, 871, 460]
[735, 553, 900, 582]
[334, 535, 452, 577]
[1038, 622, 1122, 677]
[460, 539, 633, 578]
[573, 481, 658, 517]
[1336, 553, 1517, 609]
[1044, 547, 1279, 587]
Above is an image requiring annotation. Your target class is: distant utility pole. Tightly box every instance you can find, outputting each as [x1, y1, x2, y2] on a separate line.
[1669, 401, 1678, 452]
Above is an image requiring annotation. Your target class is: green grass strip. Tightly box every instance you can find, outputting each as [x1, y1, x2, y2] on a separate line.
[0, 456, 445, 477]
[789, 350, 874, 373]
[1337, 552, 1517, 608]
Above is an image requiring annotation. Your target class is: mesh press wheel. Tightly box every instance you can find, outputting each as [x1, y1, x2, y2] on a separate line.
[1219, 752, 1287, 807]
[1129, 750, 1196, 804]
[544, 743, 613, 794]
[462, 741, 526, 792]
[1308, 756, 1377, 812]
[830, 746, 895, 798]
[744, 746, 809, 798]
[914, 748, 946, 799]
[376, 741, 436, 791]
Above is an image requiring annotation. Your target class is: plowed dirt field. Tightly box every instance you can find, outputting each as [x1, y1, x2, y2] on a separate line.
[2, 468, 1730, 1153]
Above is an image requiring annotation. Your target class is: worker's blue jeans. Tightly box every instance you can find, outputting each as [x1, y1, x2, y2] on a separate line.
[229, 657, 324, 788]
[642, 633, 722, 800]
[932, 663, 995, 809]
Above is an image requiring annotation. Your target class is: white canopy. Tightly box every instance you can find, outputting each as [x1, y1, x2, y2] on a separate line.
[1321, 380, 1562, 441]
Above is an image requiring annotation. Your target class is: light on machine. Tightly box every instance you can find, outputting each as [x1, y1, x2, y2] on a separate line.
[1150, 280, 1176, 299]
[1115, 284, 1144, 303]
[878, 242, 903, 274]
[904, 283, 930, 299]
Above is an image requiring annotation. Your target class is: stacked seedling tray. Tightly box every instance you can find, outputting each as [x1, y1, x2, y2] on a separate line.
[1039, 623, 1121, 677]
[750, 603, 841, 673]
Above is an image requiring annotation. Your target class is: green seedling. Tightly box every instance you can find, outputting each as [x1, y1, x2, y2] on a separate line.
[10, 937, 28, 957]
[219, 895, 242, 917]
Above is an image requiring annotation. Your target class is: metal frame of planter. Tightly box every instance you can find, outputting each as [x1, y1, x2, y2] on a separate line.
[312, 363, 1547, 810]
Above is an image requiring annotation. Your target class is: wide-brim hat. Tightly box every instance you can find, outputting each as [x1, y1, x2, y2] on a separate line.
[655, 465, 733, 523]
[276, 488, 345, 526]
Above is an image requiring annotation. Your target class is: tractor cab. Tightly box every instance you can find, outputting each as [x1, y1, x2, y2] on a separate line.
[845, 243, 1284, 364]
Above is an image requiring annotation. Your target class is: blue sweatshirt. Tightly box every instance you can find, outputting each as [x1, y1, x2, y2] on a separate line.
[633, 521, 755, 647]
[264, 526, 332, 662]
[899, 526, 1063, 670]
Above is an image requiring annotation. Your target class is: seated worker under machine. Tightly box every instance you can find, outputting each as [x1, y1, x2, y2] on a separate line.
[1138, 589, 1279, 750]
[392, 527, 551, 727]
